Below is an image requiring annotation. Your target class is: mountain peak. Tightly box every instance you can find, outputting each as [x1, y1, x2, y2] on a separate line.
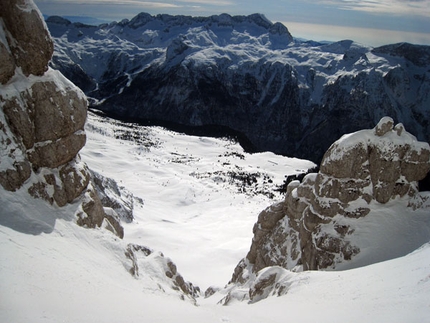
[46, 15, 72, 26]
[125, 11, 287, 33]
[128, 12, 153, 29]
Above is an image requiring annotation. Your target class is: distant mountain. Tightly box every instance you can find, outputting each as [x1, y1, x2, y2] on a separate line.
[43, 14, 111, 26]
[46, 13, 430, 162]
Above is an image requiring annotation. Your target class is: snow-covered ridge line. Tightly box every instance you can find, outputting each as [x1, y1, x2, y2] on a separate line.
[47, 13, 430, 163]
[49, 12, 290, 36]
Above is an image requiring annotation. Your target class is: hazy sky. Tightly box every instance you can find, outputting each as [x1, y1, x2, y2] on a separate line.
[34, 0, 430, 46]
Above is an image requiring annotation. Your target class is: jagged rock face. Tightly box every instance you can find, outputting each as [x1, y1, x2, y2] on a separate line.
[0, 0, 85, 194]
[0, 0, 53, 81]
[230, 117, 430, 285]
[0, 0, 123, 238]
[46, 15, 430, 163]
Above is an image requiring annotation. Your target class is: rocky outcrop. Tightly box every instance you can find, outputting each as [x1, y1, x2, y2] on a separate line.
[0, 0, 53, 81]
[90, 169, 135, 223]
[0, 0, 123, 238]
[125, 244, 200, 302]
[224, 117, 430, 302]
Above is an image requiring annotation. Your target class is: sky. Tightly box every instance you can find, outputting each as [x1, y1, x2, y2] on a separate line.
[34, 0, 430, 46]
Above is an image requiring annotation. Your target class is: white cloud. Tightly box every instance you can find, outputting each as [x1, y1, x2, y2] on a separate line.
[176, 0, 235, 5]
[320, 0, 430, 17]
[36, 0, 236, 8]
[37, 0, 182, 9]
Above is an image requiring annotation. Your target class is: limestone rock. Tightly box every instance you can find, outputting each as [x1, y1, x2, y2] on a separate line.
[230, 117, 430, 288]
[0, 0, 53, 79]
[0, 0, 124, 239]
[74, 182, 124, 239]
[28, 130, 87, 168]
[0, 103, 31, 191]
[0, 161, 31, 192]
[374, 116, 394, 136]
[321, 116, 430, 204]
[0, 40, 15, 84]
[2, 70, 88, 169]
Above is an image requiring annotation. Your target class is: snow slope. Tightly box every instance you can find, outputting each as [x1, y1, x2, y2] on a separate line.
[82, 111, 315, 289]
[3, 210, 429, 323]
[1, 112, 429, 322]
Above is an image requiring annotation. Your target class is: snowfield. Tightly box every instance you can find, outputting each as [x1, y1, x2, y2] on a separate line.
[1, 111, 430, 322]
[82, 111, 316, 289]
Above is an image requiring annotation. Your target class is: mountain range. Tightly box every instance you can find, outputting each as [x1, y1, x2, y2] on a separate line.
[46, 13, 430, 163]
[1, 3, 430, 322]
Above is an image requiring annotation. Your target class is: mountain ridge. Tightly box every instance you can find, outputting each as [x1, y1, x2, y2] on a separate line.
[47, 12, 430, 163]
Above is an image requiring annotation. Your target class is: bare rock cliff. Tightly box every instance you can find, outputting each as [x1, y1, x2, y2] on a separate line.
[0, 0, 123, 238]
[229, 117, 430, 292]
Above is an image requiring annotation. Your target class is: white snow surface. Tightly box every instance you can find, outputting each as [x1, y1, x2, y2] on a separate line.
[1, 111, 430, 322]
[82, 112, 315, 289]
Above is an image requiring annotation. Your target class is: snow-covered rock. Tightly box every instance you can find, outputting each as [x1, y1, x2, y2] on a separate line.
[46, 13, 430, 162]
[0, 0, 122, 237]
[320, 117, 430, 204]
[1, 0, 203, 302]
[222, 117, 430, 303]
[125, 243, 200, 302]
[90, 169, 135, 223]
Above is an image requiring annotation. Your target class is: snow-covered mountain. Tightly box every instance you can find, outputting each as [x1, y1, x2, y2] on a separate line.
[2, 2, 430, 322]
[46, 13, 430, 162]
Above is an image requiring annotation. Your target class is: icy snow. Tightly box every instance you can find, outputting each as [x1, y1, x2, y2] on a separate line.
[1, 111, 429, 322]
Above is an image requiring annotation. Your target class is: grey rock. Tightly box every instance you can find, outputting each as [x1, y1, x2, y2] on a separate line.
[0, 0, 53, 78]
[90, 170, 135, 223]
[125, 243, 200, 300]
[0, 161, 32, 192]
